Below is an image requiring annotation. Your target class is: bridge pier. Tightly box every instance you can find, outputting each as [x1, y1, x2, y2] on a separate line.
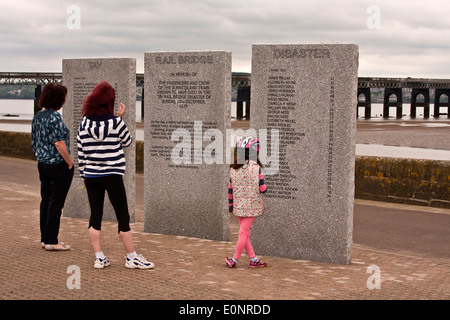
[434, 89, 450, 118]
[236, 86, 250, 120]
[357, 88, 371, 119]
[141, 87, 145, 121]
[383, 88, 403, 119]
[34, 85, 41, 116]
[410, 88, 430, 118]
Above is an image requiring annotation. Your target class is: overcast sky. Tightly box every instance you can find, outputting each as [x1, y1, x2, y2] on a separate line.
[1, 0, 450, 78]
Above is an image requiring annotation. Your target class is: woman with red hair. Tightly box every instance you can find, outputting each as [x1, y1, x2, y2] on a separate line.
[81, 80, 116, 117]
[77, 81, 154, 269]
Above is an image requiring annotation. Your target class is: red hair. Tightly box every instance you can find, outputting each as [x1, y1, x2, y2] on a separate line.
[82, 81, 115, 117]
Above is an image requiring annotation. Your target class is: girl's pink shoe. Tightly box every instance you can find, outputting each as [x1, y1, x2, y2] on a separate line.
[225, 257, 236, 268]
[249, 259, 267, 268]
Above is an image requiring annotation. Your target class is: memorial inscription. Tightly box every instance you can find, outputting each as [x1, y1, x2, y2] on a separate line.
[156, 79, 211, 107]
[265, 69, 305, 200]
[327, 76, 335, 201]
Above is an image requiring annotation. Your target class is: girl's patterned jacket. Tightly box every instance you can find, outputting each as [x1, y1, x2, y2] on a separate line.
[228, 160, 267, 217]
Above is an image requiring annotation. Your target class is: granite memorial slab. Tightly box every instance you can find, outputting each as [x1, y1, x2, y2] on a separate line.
[144, 51, 231, 240]
[250, 44, 359, 264]
[62, 58, 136, 223]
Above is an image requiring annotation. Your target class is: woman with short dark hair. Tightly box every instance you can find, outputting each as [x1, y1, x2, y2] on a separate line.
[31, 82, 74, 251]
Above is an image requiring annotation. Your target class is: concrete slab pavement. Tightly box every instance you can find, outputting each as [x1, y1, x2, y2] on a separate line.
[0, 156, 449, 302]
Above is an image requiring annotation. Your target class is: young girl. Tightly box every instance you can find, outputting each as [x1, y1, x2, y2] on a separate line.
[225, 136, 267, 268]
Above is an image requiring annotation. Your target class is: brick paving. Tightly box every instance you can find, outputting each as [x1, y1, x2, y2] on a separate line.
[0, 157, 449, 301]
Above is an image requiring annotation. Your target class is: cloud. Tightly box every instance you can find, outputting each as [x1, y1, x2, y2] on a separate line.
[0, 0, 449, 77]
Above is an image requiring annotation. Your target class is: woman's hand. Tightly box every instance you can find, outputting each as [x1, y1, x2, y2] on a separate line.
[54, 140, 74, 169]
[117, 102, 126, 117]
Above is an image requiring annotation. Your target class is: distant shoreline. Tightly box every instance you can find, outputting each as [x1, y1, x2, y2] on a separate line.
[0, 98, 34, 100]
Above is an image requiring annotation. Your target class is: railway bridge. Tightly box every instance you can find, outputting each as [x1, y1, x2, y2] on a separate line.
[1, 72, 449, 119]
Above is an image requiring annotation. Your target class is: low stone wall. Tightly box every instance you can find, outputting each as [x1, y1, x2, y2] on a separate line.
[0, 130, 144, 170]
[0, 131, 36, 160]
[1, 131, 449, 208]
[355, 156, 450, 208]
[135, 139, 144, 174]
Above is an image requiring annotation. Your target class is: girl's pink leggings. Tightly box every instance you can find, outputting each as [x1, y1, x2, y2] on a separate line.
[234, 217, 256, 261]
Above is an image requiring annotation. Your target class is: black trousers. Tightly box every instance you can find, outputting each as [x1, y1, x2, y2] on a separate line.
[84, 175, 130, 233]
[38, 161, 74, 244]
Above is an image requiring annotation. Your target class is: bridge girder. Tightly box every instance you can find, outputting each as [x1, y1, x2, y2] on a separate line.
[1, 73, 450, 89]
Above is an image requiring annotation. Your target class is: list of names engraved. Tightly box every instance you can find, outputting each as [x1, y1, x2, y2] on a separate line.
[265, 68, 305, 200]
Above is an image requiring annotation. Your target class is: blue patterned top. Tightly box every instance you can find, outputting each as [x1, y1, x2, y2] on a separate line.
[31, 109, 70, 164]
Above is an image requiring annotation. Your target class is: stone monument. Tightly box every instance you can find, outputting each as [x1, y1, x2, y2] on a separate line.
[144, 51, 231, 241]
[62, 58, 136, 223]
[250, 44, 359, 264]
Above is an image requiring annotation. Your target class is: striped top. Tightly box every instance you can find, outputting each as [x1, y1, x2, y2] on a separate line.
[228, 160, 267, 217]
[76, 113, 132, 178]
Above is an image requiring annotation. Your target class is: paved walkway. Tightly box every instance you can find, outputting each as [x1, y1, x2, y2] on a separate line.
[0, 157, 449, 301]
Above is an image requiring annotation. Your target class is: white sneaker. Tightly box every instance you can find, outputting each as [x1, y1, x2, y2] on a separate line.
[94, 257, 110, 269]
[125, 254, 155, 269]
